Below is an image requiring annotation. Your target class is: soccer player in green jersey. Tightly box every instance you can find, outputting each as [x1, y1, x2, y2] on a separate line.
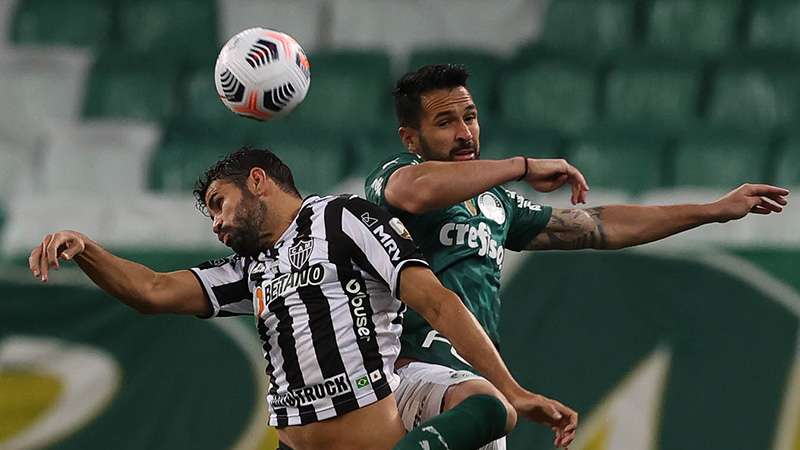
[365, 64, 789, 450]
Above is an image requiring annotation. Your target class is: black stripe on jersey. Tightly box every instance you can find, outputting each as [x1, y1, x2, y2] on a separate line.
[292, 202, 360, 415]
[211, 278, 251, 306]
[256, 319, 277, 394]
[325, 198, 392, 400]
[270, 291, 318, 423]
[273, 407, 289, 428]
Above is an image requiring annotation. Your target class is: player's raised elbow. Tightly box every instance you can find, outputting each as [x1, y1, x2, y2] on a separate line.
[384, 167, 441, 214]
[384, 181, 431, 214]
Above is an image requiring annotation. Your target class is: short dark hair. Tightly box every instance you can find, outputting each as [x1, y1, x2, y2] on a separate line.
[393, 64, 470, 128]
[193, 146, 301, 215]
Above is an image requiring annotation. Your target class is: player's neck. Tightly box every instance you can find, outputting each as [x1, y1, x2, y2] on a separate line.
[262, 193, 303, 247]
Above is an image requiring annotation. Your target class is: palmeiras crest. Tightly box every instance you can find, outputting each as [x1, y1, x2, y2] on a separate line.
[289, 239, 314, 270]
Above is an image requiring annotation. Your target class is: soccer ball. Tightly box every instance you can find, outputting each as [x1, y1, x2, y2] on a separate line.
[215, 28, 311, 121]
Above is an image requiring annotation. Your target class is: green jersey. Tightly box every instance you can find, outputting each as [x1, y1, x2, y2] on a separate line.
[365, 152, 552, 371]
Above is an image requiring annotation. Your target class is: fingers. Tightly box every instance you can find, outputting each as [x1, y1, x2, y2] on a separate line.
[748, 197, 784, 215]
[45, 234, 63, 271]
[28, 245, 43, 279]
[566, 164, 590, 205]
[29, 232, 78, 282]
[37, 234, 54, 282]
[743, 183, 790, 197]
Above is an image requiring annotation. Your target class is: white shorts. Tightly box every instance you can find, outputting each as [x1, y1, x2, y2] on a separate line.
[395, 362, 506, 450]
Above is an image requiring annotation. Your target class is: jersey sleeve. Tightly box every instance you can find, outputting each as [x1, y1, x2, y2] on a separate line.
[502, 188, 553, 252]
[338, 196, 429, 298]
[364, 152, 423, 209]
[190, 254, 254, 318]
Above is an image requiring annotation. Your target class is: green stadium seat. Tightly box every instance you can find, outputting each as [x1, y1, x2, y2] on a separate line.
[407, 49, 501, 112]
[706, 58, 800, 132]
[539, 0, 637, 53]
[672, 129, 770, 188]
[644, 0, 742, 55]
[604, 53, 702, 131]
[117, 0, 219, 66]
[748, 0, 800, 51]
[480, 126, 565, 161]
[565, 128, 667, 194]
[151, 122, 348, 195]
[350, 128, 407, 179]
[773, 136, 800, 186]
[248, 126, 348, 194]
[499, 56, 598, 134]
[182, 66, 233, 124]
[82, 51, 179, 121]
[10, 0, 112, 48]
[291, 50, 392, 133]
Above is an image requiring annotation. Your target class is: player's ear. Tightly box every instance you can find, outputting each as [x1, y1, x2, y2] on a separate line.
[248, 167, 272, 196]
[398, 127, 419, 153]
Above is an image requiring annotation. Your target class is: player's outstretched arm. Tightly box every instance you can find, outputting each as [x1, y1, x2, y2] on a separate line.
[398, 265, 578, 448]
[28, 230, 210, 316]
[527, 183, 790, 251]
[386, 157, 589, 214]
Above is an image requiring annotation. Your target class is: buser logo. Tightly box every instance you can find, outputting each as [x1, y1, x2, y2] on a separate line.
[346, 279, 371, 341]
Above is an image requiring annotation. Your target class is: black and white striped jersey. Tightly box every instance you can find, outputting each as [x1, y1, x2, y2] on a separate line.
[190, 194, 429, 426]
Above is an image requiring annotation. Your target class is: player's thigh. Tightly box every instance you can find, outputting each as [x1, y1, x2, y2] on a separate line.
[395, 363, 509, 450]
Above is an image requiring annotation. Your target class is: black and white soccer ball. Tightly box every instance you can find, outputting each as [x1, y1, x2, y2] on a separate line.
[215, 27, 311, 121]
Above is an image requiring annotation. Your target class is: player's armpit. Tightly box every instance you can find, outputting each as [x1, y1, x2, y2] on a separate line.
[526, 207, 607, 251]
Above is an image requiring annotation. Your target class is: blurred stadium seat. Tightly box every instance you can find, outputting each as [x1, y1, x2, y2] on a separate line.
[181, 65, 233, 125]
[565, 127, 667, 194]
[604, 52, 703, 132]
[82, 50, 179, 121]
[499, 55, 599, 134]
[290, 50, 392, 132]
[0, 192, 223, 258]
[706, 56, 800, 132]
[773, 134, 800, 186]
[329, 0, 539, 65]
[117, 0, 219, 66]
[419, 0, 540, 55]
[748, 0, 800, 52]
[538, 0, 637, 54]
[480, 126, 564, 161]
[671, 129, 771, 188]
[41, 121, 160, 194]
[407, 48, 500, 113]
[10, 0, 113, 48]
[0, 47, 92, 128]
[219, 0, 325, 52]
[329, 0, 441, 65]
[644, 0, 743, 55]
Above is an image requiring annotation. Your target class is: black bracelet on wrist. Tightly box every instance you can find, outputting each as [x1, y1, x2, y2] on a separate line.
[516, 156, 528, 181]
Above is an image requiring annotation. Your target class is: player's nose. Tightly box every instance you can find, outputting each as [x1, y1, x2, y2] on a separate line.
[455, 119, 473, 141]
[212, 216, 223, 234]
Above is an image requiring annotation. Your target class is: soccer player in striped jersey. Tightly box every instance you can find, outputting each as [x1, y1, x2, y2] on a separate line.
[365, 63, 790, 450]
[28, 148, 577, 450]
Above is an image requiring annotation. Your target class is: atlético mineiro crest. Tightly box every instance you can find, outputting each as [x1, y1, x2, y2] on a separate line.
[289, 239, 314, 270]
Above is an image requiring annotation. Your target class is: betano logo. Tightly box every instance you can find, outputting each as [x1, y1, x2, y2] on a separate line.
[0, 336, 120, 450]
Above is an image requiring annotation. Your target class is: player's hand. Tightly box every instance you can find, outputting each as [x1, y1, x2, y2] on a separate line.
[28, 230, 87, 282]
[509, 390, 578, 448]
[525, 158, 590, 205]
[712, 183, 789, 223]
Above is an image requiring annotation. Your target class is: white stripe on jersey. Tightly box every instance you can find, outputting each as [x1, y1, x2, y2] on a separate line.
[191, 195, 429, 426]
[340, 207, 428, 298]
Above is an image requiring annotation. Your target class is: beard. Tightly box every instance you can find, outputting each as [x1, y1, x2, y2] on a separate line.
[225, 194, 268, 257]
[418, 133, 480, 162]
